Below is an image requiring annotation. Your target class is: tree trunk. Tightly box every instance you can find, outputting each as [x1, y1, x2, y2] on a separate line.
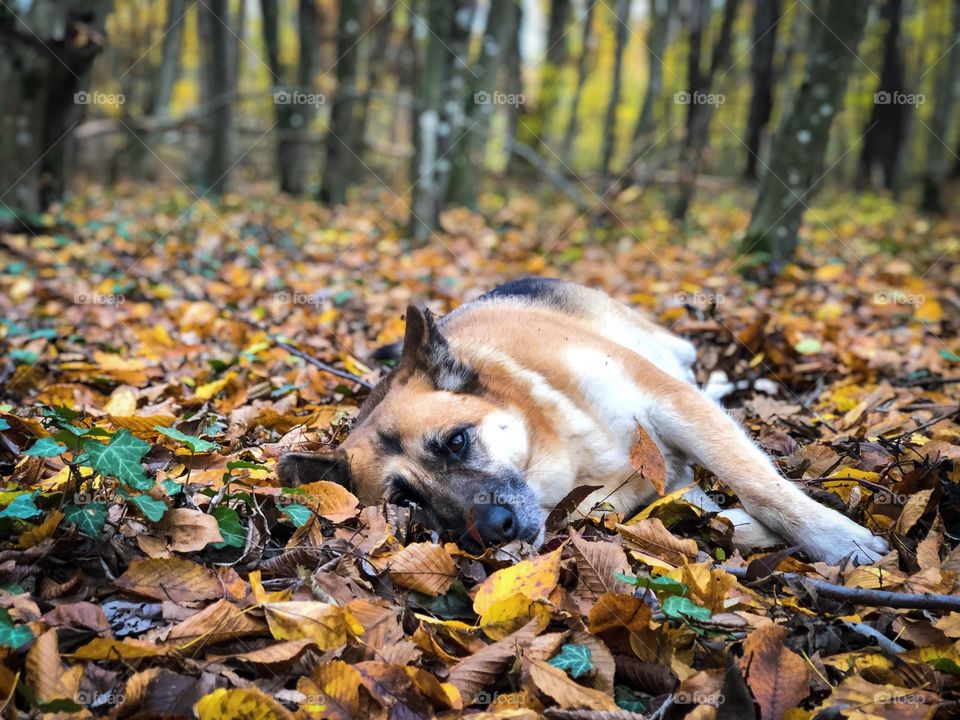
[0, 0, 111, 214]
[410, 0, 475, 243]
[857, 0, 907, 191]
[532, 0, 571, 147]
[198, 0, 233, 195]
[560, 1, 596, 163]
[743, 0, 781, 180]
[684, 0, 708, 139]
[672, 0, 740, 220]
[319, 0, 363, 205]
[447, 0, 517, 208]
[740, 0, 873, 271]
[154, 0, 186, 119]
[921, 0, 960, 214]
[600, 0, 632, 178]
[631, 0, 672, 149]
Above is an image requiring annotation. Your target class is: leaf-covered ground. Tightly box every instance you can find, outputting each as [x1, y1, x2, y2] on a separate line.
[1, 184, 959, 719]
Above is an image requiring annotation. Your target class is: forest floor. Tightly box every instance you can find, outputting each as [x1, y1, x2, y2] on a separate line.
[0, 182, 959, 718]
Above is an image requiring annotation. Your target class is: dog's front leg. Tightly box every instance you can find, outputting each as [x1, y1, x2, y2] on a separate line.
[647, 381, 889, 565]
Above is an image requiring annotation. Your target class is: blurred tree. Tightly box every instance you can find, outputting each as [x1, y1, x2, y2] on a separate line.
[197, 0, 233, 195]
[561, 1, 596, 163]
[319, 0, 363, 204]
[410, 0, 475, 244]
[631, 0, 673, 152]
[685, 0, 708, 138]
[154, 0, 186, 120]
[262, 0, 319, 196]
[921, 0, 960, 214]
[600, 0, 632, 178]
[857, 0, 907, 193]
[743, 0, 781, 180]
[740, 0, 872, 271]
[672, 0, 740, 220]
[0, 0, 112, 213]
[447, 0, 517, 208]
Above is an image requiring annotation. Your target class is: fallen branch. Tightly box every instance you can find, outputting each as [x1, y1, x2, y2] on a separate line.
[722, 565, 960, 611]
[275, 340, 374, 389]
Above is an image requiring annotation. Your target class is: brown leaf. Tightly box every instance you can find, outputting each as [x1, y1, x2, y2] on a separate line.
[616, 519, 698, 565]
[738, 624, 810, 720]
[377, 541, 457, 596]
[545, 484, 603, 530]
[299, 660, 362, 720]
[448, 618, 544, 700]
[114, 557, 225, 602]
[167, 598, 267, 644]
[567, 528, 632, 599]
[630, 423, 667, 495]
[26, 629, 83, 703]
[528, 660, 619, 711]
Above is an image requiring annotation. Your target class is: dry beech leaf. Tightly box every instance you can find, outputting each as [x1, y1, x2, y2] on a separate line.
[739, 624, 810, 720]
[155, 508, 224, 553]
[567, 527, 633, 599]
[473, 547, 563, 615]
[587, 593, 653, 635]
[528, 660, 619, 711]
[208, 639, 316, 665]
[616, 519, 698, 565]
[69, 637, 170, 660]
[263, 601, 363, 650]
[167, 598, 266, 644]
[114, 557, 225, 602]
[26, 629, 83, 704]
[897, 488, 934, 535]
[299, 660, 362, 720]
[296, 480, 360, 521]
[195, 687, 294, 720]
[448, 618, 544, 699]
[377, 541, 457, 596]
[630, 423, 667, 496]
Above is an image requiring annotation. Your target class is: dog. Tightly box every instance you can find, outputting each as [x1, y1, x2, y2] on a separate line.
[279, 278, 888, 564]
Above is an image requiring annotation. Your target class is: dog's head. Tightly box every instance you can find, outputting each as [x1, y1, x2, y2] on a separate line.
[278, 305, 544, 548]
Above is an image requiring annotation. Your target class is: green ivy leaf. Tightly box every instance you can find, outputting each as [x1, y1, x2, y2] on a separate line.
[548, 644, 593, 679]
[662, 595, 711, 623]
[161, 479, 183, 496]
[24, 438, 66, 457]
[127, 495, 167, 522]
[64, 503, 108, 538]
[0, 608, 33, 649]
[0, 418, 10, 430]
[0, 493, 41, 520]
[615, 686, 648, 713]
[154, 426, 219, 453]
[615, 573, 689, 599]
[212, 507, 245, 548]
[84, 429, 152, 490]
[280, 503, 312, 527]
[227, 460, 269, 473]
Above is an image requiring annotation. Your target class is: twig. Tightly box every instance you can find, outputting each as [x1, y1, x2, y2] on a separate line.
[843, 620, 906, 654]
[276, 340, 373, 389]
[722, 565, 960, 611]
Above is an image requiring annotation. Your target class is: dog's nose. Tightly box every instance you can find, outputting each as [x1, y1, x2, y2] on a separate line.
[475, 504, 518, 544]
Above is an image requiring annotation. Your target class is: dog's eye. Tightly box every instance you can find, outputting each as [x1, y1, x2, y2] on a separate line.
[446, 430, 467, 454]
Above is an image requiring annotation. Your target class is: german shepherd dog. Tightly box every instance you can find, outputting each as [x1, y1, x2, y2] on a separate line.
[279, 278, 888, 564]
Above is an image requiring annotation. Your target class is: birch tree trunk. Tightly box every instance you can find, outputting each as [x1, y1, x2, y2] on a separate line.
[741, 0, 873, 271]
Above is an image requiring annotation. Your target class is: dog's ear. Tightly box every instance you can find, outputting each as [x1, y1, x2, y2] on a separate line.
[278, 450, 352, 489]
[398, 305, 479, 393]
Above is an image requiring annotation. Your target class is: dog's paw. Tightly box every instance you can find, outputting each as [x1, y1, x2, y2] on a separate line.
[806, 516, 889, 565]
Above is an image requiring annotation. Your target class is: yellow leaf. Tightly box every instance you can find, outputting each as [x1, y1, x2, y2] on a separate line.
[195, 688, 294, 720]
[479, 592, 551, 640]
[18, 510, 63, 549]
[380, 542, 457, 596]
[914, 298, 942, 323]
[103, 386, 137, 416]
[196, 371, 235, 400]
[473, 547, 562, 616]
[263, 602, 363, 650]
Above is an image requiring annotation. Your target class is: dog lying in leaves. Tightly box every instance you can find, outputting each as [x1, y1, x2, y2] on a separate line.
[279, 278, 888, 564]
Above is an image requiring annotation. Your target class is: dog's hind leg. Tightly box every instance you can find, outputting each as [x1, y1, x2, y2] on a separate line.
[644, 377, 888, 565]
